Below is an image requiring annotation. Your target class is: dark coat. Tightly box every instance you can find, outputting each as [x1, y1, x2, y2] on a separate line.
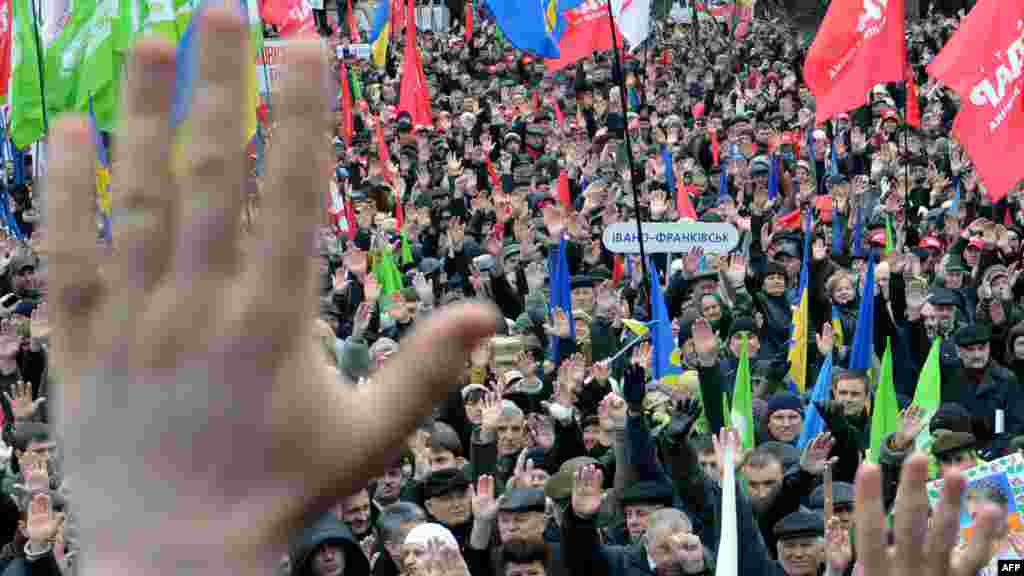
[942, 362, 1024, 445]
[290, 514, 371, 576]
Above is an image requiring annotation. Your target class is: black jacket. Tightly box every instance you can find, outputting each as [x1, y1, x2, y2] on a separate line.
[290, 514, 371, 576]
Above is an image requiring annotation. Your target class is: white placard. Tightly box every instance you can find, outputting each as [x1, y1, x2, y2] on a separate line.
[601, 221, 740, 254]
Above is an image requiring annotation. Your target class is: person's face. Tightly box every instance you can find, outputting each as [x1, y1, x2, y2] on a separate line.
[938, 450, 977, 476]
[496, 415, 527, 456]
[697, 450, 719, 481]
[464, 395, 484, 425]
[764, 273, 786, 297]
[834, 505, 854, 534]
[834, 377, 867, 417]
[341, 490, 372, 536]
[964, 246, 980, 267]
[945, 270, 964, 289]
[425, 488, 472, 527]
[583, 423, 603, 452]
[832, 277, 855, 305]
[313, 543, 346, 576]
[958, 342, 990, 370]
[429, 448, 460, 472]
[572, 287, 595, 312]
[768, 409, 803, 443]
[504, 561, 546, 576]
[701, 295, 722, 323]
[376, 468, 404, 504]
[497, 510, 546, 543]
[390, 296, 411, 322]
[743, 461, 783, 514]
[646, 525, 696, 576]
[693, 278, 717, 297]
[876, 265, 891, 298]
[1014, 336, 1024, 360]
[991, 274, 1010, 300]
[12, 268, 34, 293]
[779, 255, 801, 279]
[624, 503, 660, 541]
[729, 332, 760, 358]
[777, 538, 822, 576]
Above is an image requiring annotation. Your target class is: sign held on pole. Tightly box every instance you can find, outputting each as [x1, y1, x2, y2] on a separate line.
[602, 221, 740, 254]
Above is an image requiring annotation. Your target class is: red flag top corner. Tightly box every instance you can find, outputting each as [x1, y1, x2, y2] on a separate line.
[927, 0, 1024, 202]
[545, 0, 624, 72]
[803, 0, 906, 124]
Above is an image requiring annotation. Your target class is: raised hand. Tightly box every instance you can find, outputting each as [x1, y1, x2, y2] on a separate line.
[725, 253, 746, 287]
[691, 318, 720, 366]
[599, 392, 627, 430]
[670, 533, 706, 575]
[712, 427, 743, 477]
[352, 302, 373, 338]
[19, 450, 49, 493]
[5, 379, 45, 421]
[590, 359, 610, 383]
[893, 405, 928, 450]
[364, 274, 381, 303]
[26, 493, 64, 545]
[470, 475, 500, 521]
[545, 307, 572, 339]
[855, 455, 1001, 576]
[825, 516, 852, 574]
[572, 464, 604, 518]
[684, 247, 704, 276]
[816, 322, 835, 356]
[480, 392, 503, 433]
[801, 432, 838, 475]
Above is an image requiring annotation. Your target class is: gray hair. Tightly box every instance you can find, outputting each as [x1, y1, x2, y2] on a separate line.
[378, 502, 427, 545]
[643, 508, 693, 544]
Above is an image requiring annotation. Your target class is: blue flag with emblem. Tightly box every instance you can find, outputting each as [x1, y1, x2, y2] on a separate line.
[485, 0, 582, 59]
[649, 260, 682, 381]
[548, 234, 576, 361]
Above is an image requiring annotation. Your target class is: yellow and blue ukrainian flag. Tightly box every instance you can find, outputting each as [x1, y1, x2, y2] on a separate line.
[368, 0, 391, 68]
[88, 95, 112, 242]
[484, 0, 582, 58]
[787, 208, 813, 393]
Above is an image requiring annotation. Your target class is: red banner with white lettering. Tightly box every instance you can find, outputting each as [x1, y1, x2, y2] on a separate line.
[260, 0, 316, 36]
[927, 0, 1024, 201]
[0, 0, 10, 102]
[803, 0, 906, 124]
[545, 0, 623, 72]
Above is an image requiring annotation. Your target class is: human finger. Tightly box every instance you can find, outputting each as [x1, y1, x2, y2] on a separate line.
[244, 37, 327, 343]
[46, 118, 106, 415]
[893, 455, 929, 575]
[927, 469, 965, 576]
[954, 504, 1004, 576]
[176, 7, 248, 280]
[855, 463, 887, 576]
[112, 38, 178, 298]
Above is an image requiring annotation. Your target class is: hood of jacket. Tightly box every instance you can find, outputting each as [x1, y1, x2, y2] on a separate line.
[291, 514, 370, 576]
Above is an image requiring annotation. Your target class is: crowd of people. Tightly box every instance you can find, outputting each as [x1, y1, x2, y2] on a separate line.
[0, 1, 1022, 576]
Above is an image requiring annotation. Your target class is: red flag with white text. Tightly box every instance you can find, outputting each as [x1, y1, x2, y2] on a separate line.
[260, 0, 315, 36]
[545, 0, 624, 72]
[803, 0, 906, 124]
[927, 0, 1024, 201]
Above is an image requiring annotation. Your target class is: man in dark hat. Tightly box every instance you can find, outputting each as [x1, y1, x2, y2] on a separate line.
[931, 430, 978, 475]
[772, 511, 824, 576]
[421, 467, 474, 539]
[763, 392, 803, 444]
[940, 324, 1024, 449]
[808, 482, 855, 532]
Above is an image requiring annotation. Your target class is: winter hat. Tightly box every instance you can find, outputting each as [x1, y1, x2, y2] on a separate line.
[765, 392, 804, 420]
[404, 523, 460, 548]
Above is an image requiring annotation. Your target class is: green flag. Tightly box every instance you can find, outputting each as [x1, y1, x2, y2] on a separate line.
[9, 0, 46, 148]
[869, 338, 899, 463]
[350, 67, 363, 103]
[46, 0, 121, 132]
[911, 338, 943, 452]
[400, 232, 414, 266]
[373, 245, 404, 307]
[885, 215, 895, 255]
[731, 334, 755, 450]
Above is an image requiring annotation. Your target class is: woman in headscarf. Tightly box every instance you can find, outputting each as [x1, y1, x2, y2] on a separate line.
[698, 292, 732, 342]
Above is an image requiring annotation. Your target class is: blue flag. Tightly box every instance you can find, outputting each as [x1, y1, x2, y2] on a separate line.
[661, 144, 676, 205]
[852, 206, 865, 258]
[832, 205, 846, 256]
[830, 136, 840, 178]
[718, 167, 729, 201]
[849, 254, 876, 371]
[548, 235, 575, 361]
[951, 175, 961, 214]
[649, 261, 682, 380]
[797, 353, 833, 450]
[767, 153, 779, 200]
[485, 0, 575, 58]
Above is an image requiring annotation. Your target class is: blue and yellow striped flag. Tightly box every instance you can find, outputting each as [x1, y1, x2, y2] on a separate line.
[368, 0, 391, 68]
[88, 95, 112, 241]
[787, 209, 813, 393]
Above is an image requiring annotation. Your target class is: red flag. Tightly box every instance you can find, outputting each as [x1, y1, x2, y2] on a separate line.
[532, 90, 541, 113]
[545, 0, 624, 72]
[557, 169, 572, 209]
[464, 0, 473, 43]
[710, 129, 720, 165]
[260, 0, 315, 36]
[804, 0, 906, 124]
[347, 0, 360, 41]
[776, 210, 803, 230]
[399, 0, 433, 127]
[375, 114, 394, 182]
[906, 67, 921, 128]
[0, 0, 11, 101]
[394, 191, 405, 229]
[611, 256, 625, 287]
[339, 59, 354, 146]
[485, 157, 500, 190]
[928, 0, 1024, 202]
[677, 184, 698, 220]
[552, 97, 565, 129]
[344, 195, 358, 240]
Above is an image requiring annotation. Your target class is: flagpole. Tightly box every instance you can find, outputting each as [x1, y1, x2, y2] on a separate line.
[28, 0, 48, 133]
[604, 1, 649, 287]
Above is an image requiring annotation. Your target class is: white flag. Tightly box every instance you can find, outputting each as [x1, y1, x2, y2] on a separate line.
[610, 0, 651, 50]
[715, 441, 738, 576]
